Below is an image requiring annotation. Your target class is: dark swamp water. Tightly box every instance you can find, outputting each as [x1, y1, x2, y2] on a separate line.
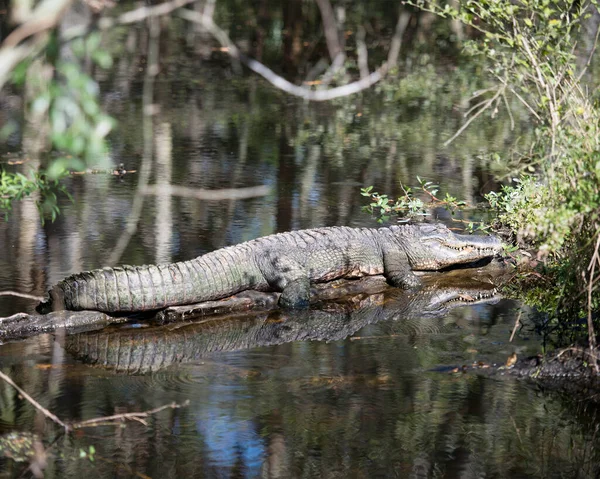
[1, 2, 600, 477]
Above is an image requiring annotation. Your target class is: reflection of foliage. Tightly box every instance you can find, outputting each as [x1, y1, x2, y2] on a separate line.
[15, 33, 115, 179]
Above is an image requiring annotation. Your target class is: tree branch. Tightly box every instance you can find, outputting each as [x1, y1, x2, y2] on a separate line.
[61, 0, 198, 41]
[0, 290, 44, 301]
[356, 26, 369, 79]
[177, 8, 410, 101]
[2, 0, 74, 48]
[314, 0, 342, 60]
[0, 0, 74, 91]
[387, 11, 411, 69]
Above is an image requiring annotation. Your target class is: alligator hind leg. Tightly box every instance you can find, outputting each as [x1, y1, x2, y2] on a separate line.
[279, 277, 311, 309]
[259, 254, 311, 309]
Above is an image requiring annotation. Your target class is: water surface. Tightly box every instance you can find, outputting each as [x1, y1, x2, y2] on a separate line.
[0, 3, 598, 477]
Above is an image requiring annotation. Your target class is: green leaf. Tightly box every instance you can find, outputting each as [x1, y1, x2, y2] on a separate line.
[92, 50, 113, 69]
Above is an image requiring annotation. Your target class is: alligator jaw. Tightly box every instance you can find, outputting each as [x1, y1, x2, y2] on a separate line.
[408, 226, 504, 270]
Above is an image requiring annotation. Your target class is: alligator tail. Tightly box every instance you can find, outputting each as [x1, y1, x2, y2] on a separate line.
[37, 252, 253, 313]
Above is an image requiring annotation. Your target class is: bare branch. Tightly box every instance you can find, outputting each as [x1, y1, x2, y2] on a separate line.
[71, 400, 190, 429]
[0, 0, 73, 91]
[509, 310, 522, 342]
[2, 0, 74, 48]
[314, 0, 345, 87]
[62, 0, 198, 41]
[0, 367, 190, 435]
[387, 11, 411, 69]
[314, 0, 343, 60]
[0, 370, 69, 431]
[143, 184, 270, 200]
[177, 8, 406, 101]
[502, 92, 515, 130]
[444, 86, 503, 146]
[576, 19, 600, 83]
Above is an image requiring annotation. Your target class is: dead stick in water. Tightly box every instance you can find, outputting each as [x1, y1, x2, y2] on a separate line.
[509, 310, 522, 342]
[0, 370, 69, 431]
[0, 369, 189, 432]
[71, 400, 190, 429]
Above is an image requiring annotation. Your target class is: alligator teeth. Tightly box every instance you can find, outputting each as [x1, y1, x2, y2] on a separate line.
[447, 291, 495, 303]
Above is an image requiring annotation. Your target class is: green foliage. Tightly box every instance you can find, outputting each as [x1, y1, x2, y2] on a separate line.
[28, 33, 115, 180]
[78, 445, 96, 462]
[360, 177, 467, 223]
[0, 169, 71, 222]
[2, 31, 114, 221]
[403, 0, 600, 339]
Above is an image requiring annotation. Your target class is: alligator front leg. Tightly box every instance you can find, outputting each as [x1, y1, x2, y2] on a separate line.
[383, 248, 422, 289]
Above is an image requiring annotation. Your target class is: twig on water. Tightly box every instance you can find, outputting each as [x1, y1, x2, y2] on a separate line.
[350, 334, 404, 341]
[71, 400, 190, 429]
[0, 369, 189, 433]
[509, 310, 522, 342]
[0, 370, 69, 431]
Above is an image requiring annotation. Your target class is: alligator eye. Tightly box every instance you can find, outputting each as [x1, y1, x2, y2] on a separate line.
[419, 225, 438, 234]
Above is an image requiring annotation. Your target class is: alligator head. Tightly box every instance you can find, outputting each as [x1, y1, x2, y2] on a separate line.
[395, 223, 504, 270]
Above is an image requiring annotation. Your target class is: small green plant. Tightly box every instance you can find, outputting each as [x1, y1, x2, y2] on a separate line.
[79, 445, 96, 462]
[361, 177, 467, 223]
[0, 169, 71, 222]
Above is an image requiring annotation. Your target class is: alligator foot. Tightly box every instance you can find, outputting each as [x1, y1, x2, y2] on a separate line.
[386, 272, 422, 289]
[279, 278, 311, 309]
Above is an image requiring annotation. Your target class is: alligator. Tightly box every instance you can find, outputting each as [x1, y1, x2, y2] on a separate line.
[38, 223, 503, 314]
[65, 275, 501, 373]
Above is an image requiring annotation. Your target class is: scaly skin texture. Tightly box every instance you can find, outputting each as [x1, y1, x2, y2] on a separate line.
[65, 278, 501, 373]
[38, 223, 503, 313]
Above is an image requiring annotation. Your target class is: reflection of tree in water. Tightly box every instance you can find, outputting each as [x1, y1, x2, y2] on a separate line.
[249, 371, 600, 478]
[0, 284, 598, 477]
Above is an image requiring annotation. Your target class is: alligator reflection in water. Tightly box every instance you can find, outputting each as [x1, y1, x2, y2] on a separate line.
[66, 275, 500, 373]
